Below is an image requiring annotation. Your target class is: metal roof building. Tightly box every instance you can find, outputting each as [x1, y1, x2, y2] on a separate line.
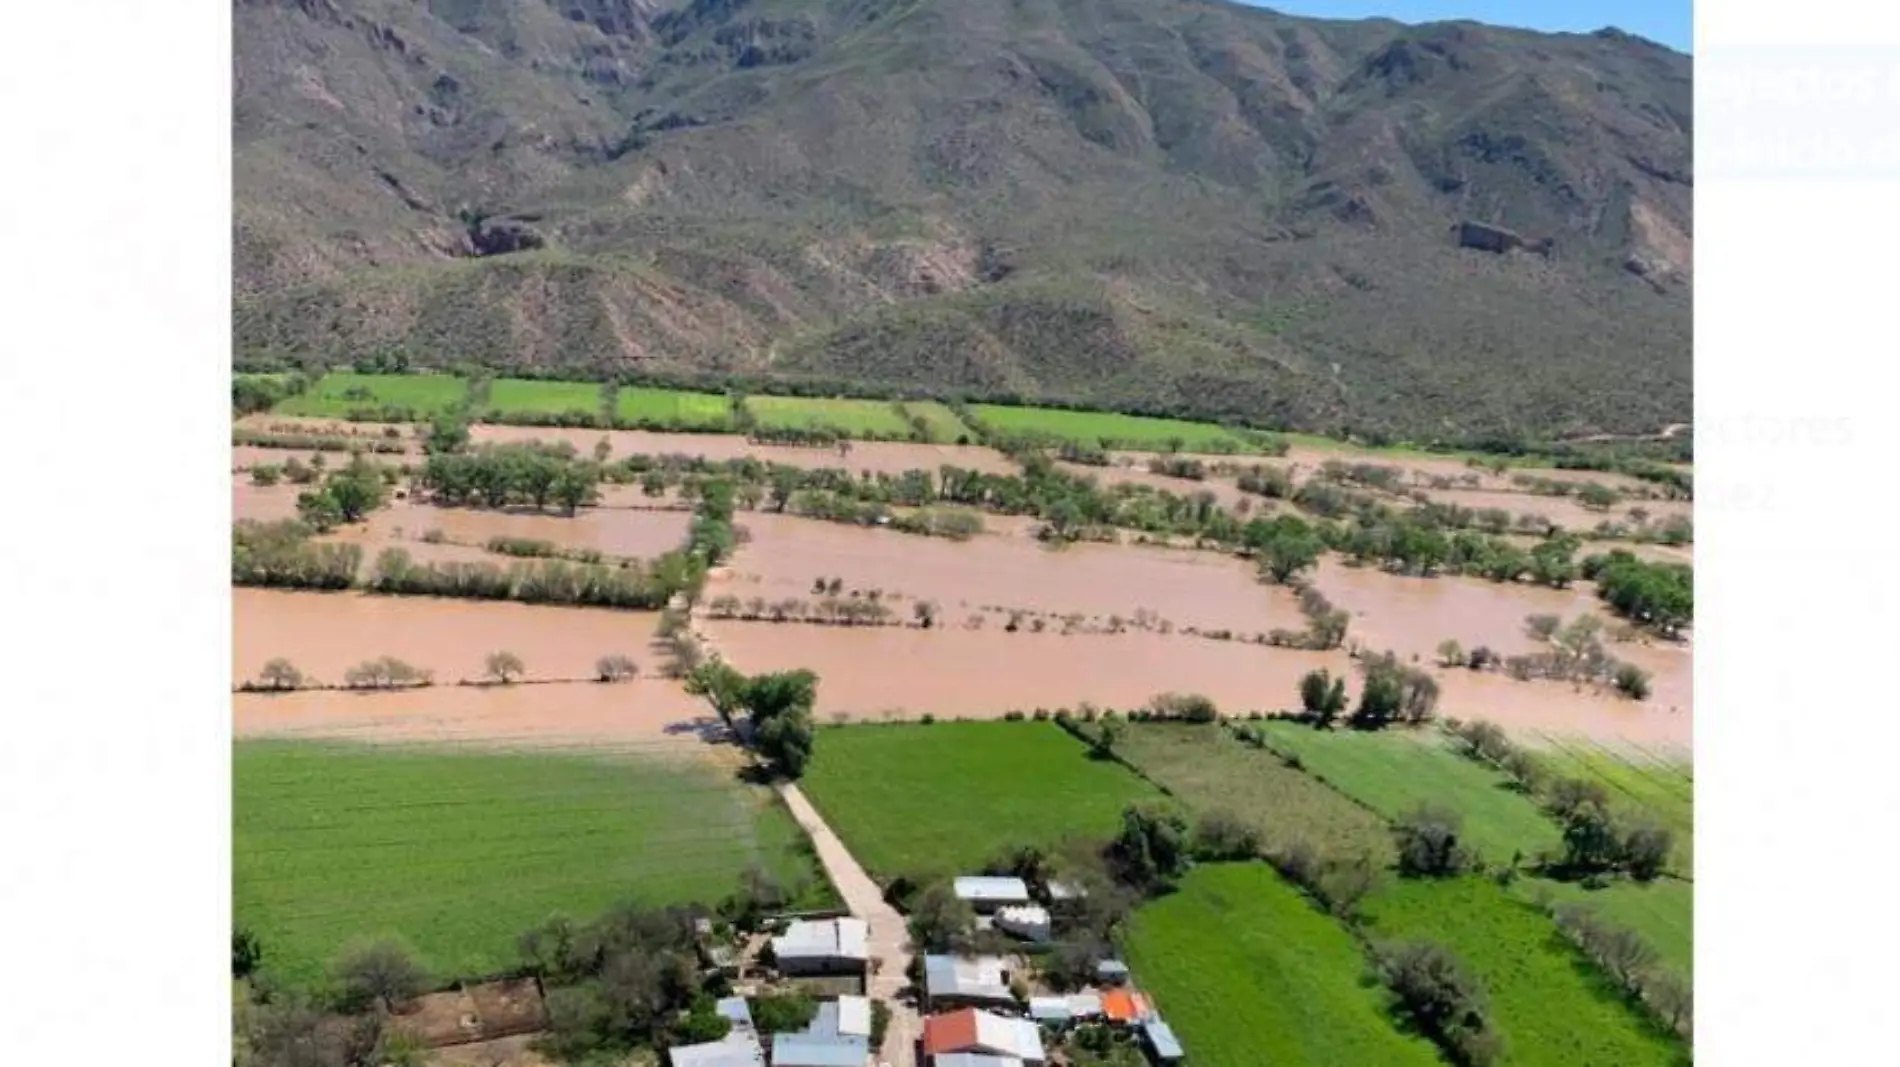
[1027, 997, 1072, 1025]
[953, 876, 1031, 908]
[808, 995, 872, 1039]
[933, 1055, 1026, 1067]
[1094, 959, 1131, 985]
[922, 955, 1016, 1008]
[1141, 1019, 1185, 1063]
[667, 1032, 764, 1067]
[922, 1008, 1047, 1062]
[771, 918, 869, 976]
[993, 905, 1051, 943]
[769, 1032, 869, 1067]
[714, 996, 753, 1030]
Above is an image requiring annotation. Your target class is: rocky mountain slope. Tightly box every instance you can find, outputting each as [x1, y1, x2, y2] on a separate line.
[233, 0, 1692, 442]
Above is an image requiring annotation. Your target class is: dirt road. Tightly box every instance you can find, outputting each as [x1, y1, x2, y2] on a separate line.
[777, 782, 919, 1067]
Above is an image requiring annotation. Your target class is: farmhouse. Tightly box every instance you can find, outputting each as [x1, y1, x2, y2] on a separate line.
[771, 917, 870, 976]
[922, 1008, 1047, 1063]
[1140, 1018, 1185, 1064]
[922, 954, 1017, 1011]
[953, 875, 1032, 912]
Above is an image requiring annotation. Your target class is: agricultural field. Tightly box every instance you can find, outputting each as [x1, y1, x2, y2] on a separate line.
[1529, 877, 1693, 982]
[273, 372, 468, 418]
[1256, 722, 1562, 864]
[234, 739, 830, 989]
[1109, 723, 1394, 863]
[745, 395, 914, 436]
[1124, 863, 1442, 1067]
[1529, 733, 1693, 873]
[970, 403, 1248, 451]
[1362, 877, 1686, 1067]
[900, 400, 978, 443]
[614, 386, 734, 430]
[798, 721, 1163, 877]
[483, 378, 604, 420]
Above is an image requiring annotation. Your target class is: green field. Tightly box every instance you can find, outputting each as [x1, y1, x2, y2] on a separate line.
[234, 740, 829, 989]
[274, 373, 468, 418]
[1527, 877, 1693, 982]
[900, 401, 978, 443]
[1258, 724, 1561, 864]
[1113, 723, 1395, 863]
[1124, 864, 1441, 1067]
[799, 722, 1163, 877]
[1364, 878, 1687, 1067]
[745, 395, 914, 436]
[970, 404, 1247, 450]
[1530, 733, 1693, 873]
[484, 378, 604, 419]
[614, 386, 734, 429]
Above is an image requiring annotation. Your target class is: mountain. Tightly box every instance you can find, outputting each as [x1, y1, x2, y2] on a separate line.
[233, 0, 1693, 443]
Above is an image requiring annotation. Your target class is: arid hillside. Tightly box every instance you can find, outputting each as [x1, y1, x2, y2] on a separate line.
[234, 0, 1692, 443]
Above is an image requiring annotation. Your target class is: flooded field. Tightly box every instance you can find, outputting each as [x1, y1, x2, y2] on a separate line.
[233, 480, 304, 522]
[703, 621, 1689, 746]
[1399, 487, 1692, 533]
[233, 588, 666, 687]
[1055, 461, 1254, 512]
[718, 512, 1304, 636]
[1310, 559, 1605, 659]
[234, 680, 715, 747]
[471, 424, 1020, 476]
[346, 498, 692, 560]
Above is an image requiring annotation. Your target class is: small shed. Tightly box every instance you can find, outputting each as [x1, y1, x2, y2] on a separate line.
[1066, 993, 1103, 1020]
[954, 876, 1032, 912]
[1094, 959, 1131, 986]
[668, 1031, 764, 1067]
[933, 1055, 1027, 1067]
[1028, 996, 1073, 1028]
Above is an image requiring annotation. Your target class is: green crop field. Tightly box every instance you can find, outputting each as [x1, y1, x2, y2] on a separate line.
[799, 722, 1163, 877]
[746, 395, 914, 436]
[1528, 877, 1693, 982]
[1257, 724, 1561, 864]
[484, 378, 604, 419]
[1113, 724, 1394, 863]
[1125, 863, 1441, 1067]
[614, 386, 734, 430]
[900, 401, 978, 443]
[274, 373, 468, 418]
[1364, 878, 1686, 1067]
[969, 403, 1247, 451]
[234, 740, 830, 989]
[1530, 733, 1693, 873]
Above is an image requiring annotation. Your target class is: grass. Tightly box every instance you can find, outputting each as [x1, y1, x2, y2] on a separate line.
[799, 721, 1163, 877]
[1123, 863, 1441, 1067]
[614, 386, 735, 430]
[274, 372, 468, 418]
[1113, 723, 1395, 863]
[1363, 878, 1687, 1067]
[234, 740, 830, 989]
[744, 395, 914, 436]
[900, 401, 978, 443]
[1523, 877, 1693, 982]
[969, 403, 1247, 451]
[484, 378, 605, 419]
[1529, 733, 1692, 873]
[1257, 723, 1561, 864]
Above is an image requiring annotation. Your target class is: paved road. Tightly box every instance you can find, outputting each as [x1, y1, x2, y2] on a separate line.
[778, 782, 919, 1067]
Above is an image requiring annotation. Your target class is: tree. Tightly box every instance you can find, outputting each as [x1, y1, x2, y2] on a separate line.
[1348, 665, 1404, 730]
[1558, 802, 1623, 875]
[1109, 805, 1191, 889]
[1436, 639, 1466, 668]
[1374, 941, 1501, 1067]
[674, 997, 733, 1044]
[425, 412, 470, 455]
[332, 939, 427, 1013]
[233, 927, 263, 978]
[257, 658, 305, 692]
[295, 488, 345, 532]
[596, 654, 638, 682]
[1256, 519, 1323, 584]
[1090, 719, 1123, 759]
[1621, 824, 1674, 881]
[1524, 613, 1562, 642]
[756, 710, 816, 778]
[907, 882, 977, 954]
[684, 659, 748, 726]
[1648, 973, 1693, 1036]
[1393, 805, 1475, 877]
[1191, 810, 1262, 860]
[1298, 669, 1348, 727]
[485, 650, 526, 684]
[1612, 663, 1652, 700]
[326, 454, 387, 522]
[1545, 777, 1611, 820]
[913, 600, 939, 628]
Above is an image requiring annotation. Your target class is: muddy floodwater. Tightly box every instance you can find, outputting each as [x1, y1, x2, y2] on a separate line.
[471, 424, 1020, 477]
[1402, 487, 1691, 533]
[346, 499, 692, 560]
[703, 622, 1690, 747]
[719, 512, 1304, 635]
[233, 588, 666, 687]
[233, 481, 305, 523]
[234, 680, 717, 748]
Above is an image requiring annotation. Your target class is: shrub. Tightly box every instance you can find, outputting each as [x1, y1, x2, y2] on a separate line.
[255, 658, 306, 692]
[1374, 940, 1502, 1067]
[1393, 805, 1476, 878]
[331, 939, 427, 1013]
[484, 650, 526, 684]
[1612, 663, 1652, 700]
[1190, 810, 1262, 860]
[595, 654, 638, 682]
[1149, 691, 1219, 723]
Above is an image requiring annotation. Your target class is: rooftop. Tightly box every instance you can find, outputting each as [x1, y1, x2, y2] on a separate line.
[772, 918, 870, 962]
[923, 955, 1013, 1001]
[715, 996, 753, 1031]
[933, 1056, 1026, 1067]
[1142, 1019, 1185, 1060]
[1046, 881, 1087, 901]
[922, 1008, 1045, 1062]
[808, 995, 872, 1039]
[770, 1031, 870, 1067]
[1100, 989, 1152, 1024]
[667, 1031, 764, 1067]
[953, 876, 1031, 903]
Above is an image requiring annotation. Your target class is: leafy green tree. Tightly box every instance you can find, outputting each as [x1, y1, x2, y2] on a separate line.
[1109, 805, 1191, 889]
[906, 882, 978, 954]
[1558, 801, 1623, 875]
[1298, 669, 1348, 727]
[1621, 824, 1674, 881]
[684, 659, 748, 726]
[1393, 805, 1475, 877]
[425, 411, 470, 455]
[1256, 519, 1324, 584]
[1613, 663, 1652, 700]
[294, 488, 345, 532]
[233, 927, 263, 978]
[256, 658, 305, 692]
[332, 939, 428, 1013]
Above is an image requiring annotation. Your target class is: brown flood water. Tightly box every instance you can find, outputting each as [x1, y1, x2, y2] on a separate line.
[471, 424, 1020, 477]
[348, 499, 692, 560]
[719, 512, 1305, 635]
[233, 588, 667, 687]
[234, 681, 718, 748]
[703, 622, 1690, 747]
[1054, 461, 1254, 512]
[233, 481, 305, 523]
[1400, 487, 1691, 533]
